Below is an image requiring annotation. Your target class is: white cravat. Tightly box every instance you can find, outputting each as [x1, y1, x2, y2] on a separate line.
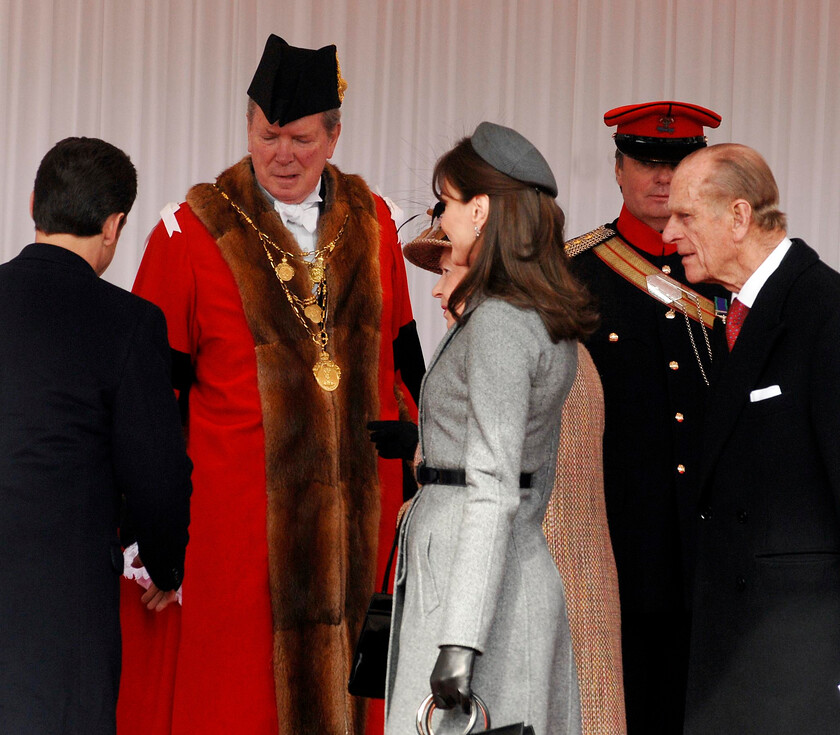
[274, 190, 321, 234]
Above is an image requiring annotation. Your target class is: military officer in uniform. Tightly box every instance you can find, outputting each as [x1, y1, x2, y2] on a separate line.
[566, 101, 727, 734]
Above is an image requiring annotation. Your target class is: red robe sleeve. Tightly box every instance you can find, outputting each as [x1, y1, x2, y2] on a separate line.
[120, 204, 278, 735]
[375, 195, 424, 412]
[133, 210, 198, 358]
[372, 196, 422, 579]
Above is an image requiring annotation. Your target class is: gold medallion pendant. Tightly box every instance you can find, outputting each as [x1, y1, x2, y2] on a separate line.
[313, 351, 341, 391]
[309, 257, 326, 283]
[304, 304, 323, 323]
[214, 186, 351, 394]
[274, 259, 295, 282]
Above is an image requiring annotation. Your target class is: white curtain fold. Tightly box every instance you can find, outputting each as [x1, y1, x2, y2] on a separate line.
[2, 0, 838, 357]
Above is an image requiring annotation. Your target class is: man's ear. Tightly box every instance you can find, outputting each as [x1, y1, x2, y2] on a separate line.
[102, 212, 126, 248]
[326, 122, 341, 158]
[29, 192, 34, 219]
[731, 200, 751, 241]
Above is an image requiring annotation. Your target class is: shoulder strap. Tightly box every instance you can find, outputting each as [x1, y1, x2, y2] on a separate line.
[565, 224, 617, 257]
[592, 236, 718, 328]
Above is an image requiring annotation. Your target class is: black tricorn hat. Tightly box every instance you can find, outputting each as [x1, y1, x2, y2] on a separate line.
[247, 35, 347, 127]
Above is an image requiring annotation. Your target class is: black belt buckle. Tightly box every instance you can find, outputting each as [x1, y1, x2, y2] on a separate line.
[416, 464, 439, 485]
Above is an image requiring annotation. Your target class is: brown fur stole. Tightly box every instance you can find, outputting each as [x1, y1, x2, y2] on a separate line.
[187, 158, 383, 734]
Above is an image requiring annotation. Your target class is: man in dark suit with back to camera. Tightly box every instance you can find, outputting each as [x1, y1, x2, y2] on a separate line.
[663, 142, 840, 734]
[0, 137, 192, 735]
[566, 101, 727, 732]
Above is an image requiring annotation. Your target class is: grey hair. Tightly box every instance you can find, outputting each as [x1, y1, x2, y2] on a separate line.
[246, 97, 341, 135]
[691, 143, 787, 232]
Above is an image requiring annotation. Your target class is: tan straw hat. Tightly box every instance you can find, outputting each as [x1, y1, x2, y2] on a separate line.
[402, 207, 451, 275]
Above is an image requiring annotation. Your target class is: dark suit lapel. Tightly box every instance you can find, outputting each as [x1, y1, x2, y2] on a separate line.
[699, 240, 817, 494]
[707, 318, 728, 385]
[700, 319, 784, 492]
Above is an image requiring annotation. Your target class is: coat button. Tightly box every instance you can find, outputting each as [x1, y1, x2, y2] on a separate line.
[662, 265, 672, 275]
[609, 332, 619, 342]
[677, 464, 686, 474]
[675, 412, 684, 422]
[700, 507, 712, 520]
[736, 576, 747, 591]
[737, 509, 748, 523]
[669, 360, 679, 370]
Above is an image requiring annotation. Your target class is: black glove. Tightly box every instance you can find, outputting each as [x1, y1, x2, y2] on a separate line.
[430, 645, 477, 714]
[366, 420, 418, 460]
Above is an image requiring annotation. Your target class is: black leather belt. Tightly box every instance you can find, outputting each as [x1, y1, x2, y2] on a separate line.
[416, 464, 532, 488]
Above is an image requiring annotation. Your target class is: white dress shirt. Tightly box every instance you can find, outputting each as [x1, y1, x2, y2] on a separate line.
[732, 236, 792, 307]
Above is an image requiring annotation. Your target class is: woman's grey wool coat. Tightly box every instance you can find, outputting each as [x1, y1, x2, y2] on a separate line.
[385, 297, 583, 735]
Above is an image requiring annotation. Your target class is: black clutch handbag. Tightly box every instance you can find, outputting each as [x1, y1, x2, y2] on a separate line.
[416, 692, 536, 734]
[348, 518, 400, 699]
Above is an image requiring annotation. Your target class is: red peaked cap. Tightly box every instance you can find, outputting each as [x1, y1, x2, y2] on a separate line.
[604, 101, 722, 163]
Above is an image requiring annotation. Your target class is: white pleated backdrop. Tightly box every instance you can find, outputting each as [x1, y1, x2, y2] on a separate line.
[2, 0, 838, 357]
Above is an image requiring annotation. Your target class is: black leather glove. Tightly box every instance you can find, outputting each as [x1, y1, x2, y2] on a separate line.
[366, 420, 418, 460]
[430, 645, 477, 714]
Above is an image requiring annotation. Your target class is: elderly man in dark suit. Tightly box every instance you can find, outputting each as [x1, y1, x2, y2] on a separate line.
[0, 137, 192, 735]
[663, 143, 840, 734]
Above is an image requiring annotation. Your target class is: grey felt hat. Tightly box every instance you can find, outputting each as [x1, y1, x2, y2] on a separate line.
[470, 121, 558, 198]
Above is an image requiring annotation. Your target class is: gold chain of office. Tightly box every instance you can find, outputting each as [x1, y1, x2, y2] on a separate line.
[213, 184, 348, 391]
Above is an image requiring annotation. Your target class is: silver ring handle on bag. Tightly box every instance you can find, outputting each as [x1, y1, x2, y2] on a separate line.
[415, 692, 491, 735]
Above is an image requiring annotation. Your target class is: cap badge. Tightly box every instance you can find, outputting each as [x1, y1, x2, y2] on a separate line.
[657, 115, 675, 134]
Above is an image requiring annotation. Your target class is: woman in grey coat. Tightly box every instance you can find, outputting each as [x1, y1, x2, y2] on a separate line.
[385, 122, 598, 735]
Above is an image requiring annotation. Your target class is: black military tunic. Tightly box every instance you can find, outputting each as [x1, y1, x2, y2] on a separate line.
[569, 205, 727, 734]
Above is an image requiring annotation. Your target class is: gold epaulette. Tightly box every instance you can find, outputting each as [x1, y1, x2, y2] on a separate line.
[565, 225, 618, 258]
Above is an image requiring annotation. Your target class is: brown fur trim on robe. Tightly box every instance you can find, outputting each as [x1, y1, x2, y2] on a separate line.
[187, 158, 383, 734]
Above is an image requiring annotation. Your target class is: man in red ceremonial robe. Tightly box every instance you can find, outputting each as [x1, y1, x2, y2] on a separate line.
[117, 35, 423, 735]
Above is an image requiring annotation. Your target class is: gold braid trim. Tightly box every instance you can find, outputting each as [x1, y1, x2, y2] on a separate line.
[565, 225, 617, 258]
[593, 237, 717, 328]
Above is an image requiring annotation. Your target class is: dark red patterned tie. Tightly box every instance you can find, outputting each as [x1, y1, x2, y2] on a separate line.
[726, 299, 749, 351]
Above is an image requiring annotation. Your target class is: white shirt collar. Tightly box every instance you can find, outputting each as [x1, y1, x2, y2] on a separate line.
[256, 181, 323, 250]
[257, 182, 322, 215]
[732, 236, 792, 308]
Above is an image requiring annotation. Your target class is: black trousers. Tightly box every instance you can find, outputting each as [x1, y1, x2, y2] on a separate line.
[621, 609, 691, 735]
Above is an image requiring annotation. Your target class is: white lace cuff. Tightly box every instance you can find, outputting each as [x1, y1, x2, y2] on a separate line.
[123, 542, 183, 605]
